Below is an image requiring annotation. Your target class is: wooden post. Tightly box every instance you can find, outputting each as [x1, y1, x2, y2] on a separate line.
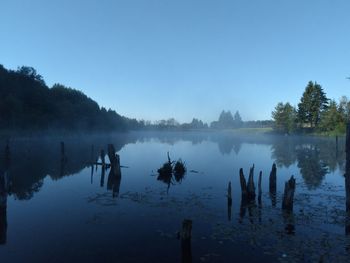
[107, 144, 121, 175]
[0, 207, 6, 245]
[282, 176, 296, 211]
[345, 123, 350, 234]
[258, 171, 262, 205]
[0, 142, 9, 244]
[90, 144, 94, 163]
[269, 163, 277, 194]
[107, 144, 122, 197]
[100, 149, 105, 167]
[227, 181, 232, 221]
[283, 210, 295, 235]
[346, 123, 350, 213]
[100, 165, 105, 187]
[247, 165, 255, 200]
[239, 168, 247, 198]
[180, 219, 192, 263]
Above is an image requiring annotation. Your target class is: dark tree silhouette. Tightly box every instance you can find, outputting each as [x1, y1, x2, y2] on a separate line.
[0, 64, 143, 131]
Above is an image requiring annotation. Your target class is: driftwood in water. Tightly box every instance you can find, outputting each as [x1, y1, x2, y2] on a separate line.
[227, 181, 232, 221]
[282, 176, 296, 211]
[269, 163, 277, 194]
[90, 145, 94, 163]
[239, 166, 256, 223]
[346, 122, 350, 213]
[345, 122, 350, 234]
[247, 165, 256, 200]
[269, 163, 277, 207]
[107, 144, 121, 177]
[100, 149, 105, 167]
[100, 164, 106, 187]
[106, 144, 121, 197]
[258, 171, 262, 205]
[107, 168, 121, 197]
[180, 219, 192, 263]
[1, 143, 9, 244]
[283, 211, 295, 235]
[239, 168, 248, 197]
[93, 162, 111, 168]
[0, 207, 6, 245]
[239, 166, 256, 200]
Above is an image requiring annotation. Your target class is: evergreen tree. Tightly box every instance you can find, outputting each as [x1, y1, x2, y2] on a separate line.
[271, 102, 297, 134]
[233, 111, 243, 128]
[297, 81, 328, 128]
[319, 100, 345, 133]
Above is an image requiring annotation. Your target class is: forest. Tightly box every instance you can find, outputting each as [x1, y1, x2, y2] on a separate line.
[272, 81, 350, 135]
[0, 65, 142, 131]
[0, 64, 274, 133]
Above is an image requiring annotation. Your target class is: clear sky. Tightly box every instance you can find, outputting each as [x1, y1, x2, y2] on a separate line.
[0, 0, 349, 123]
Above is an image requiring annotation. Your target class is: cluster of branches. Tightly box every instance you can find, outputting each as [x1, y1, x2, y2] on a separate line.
[272, 81, 350, 134]
[0, 65, 143, 132]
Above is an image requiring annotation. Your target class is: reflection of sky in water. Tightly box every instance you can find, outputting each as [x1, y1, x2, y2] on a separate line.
[1, 133, 348, 262]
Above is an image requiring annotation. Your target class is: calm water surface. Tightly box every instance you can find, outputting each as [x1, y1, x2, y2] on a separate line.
[0, 131, 349, 262]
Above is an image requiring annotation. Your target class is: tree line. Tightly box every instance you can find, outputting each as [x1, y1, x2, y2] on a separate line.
[272, 81, 350, 134]
[0, 65, 142, 131]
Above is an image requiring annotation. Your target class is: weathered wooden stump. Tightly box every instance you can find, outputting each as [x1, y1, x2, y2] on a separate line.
[100, 149, 105, 167]
[247, 165, 256, 200]
[346, 122, 350, 213]
[91, 144, 94, 162]
[0, 143, 10, 244]
[0, 207, 7, 245]
[269, 163, 277, 194]
[345, 122, 350, 234]
[180, 219, 192, 263]
[227, 181, 232, 221]
[107, 144, 121, 176]
[107, 144, 121, 197]
[100, 165, 105, 187]
[283, 210, 295, 235]
[258, 171, 262, 205]
[239, 168, 247, 198]
[282, 176, 296, 211]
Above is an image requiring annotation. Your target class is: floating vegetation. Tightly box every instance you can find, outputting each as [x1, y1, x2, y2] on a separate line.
[174, 159, 186, 175]
[156, 153, 187, 189]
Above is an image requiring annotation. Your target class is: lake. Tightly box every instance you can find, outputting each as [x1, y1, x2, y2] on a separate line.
[0, 131, 349, 262]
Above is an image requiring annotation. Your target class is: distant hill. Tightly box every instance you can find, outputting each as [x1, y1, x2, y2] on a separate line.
[0, 65, 142, 131]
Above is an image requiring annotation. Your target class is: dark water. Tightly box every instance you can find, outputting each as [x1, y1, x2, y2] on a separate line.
[0, 131, 349, 262]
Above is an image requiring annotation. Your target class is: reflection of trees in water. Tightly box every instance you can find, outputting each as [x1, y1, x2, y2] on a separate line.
[270, 138, 297, 168]
[217, 137, 241, 155]
[296, 144, 328, 189]
[211, 133, 242, 155]
[270, 136, 345, 189]
[0, 134, 137, 200]
[1, 132, 346, 200]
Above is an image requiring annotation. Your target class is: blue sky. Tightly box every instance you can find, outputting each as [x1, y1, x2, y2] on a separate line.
[0, 0, 349, 123]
